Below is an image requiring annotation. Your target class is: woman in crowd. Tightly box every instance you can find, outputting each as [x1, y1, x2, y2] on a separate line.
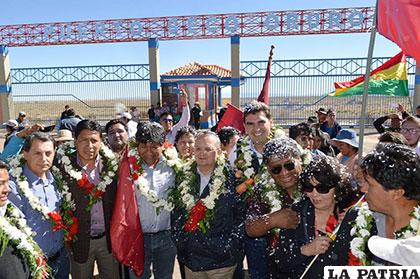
[245, 137, 311, 278]
[174, 126, 196, 161]
[400, 116, 420, 156]
[310, 127, 335, 157]
[276, 156, 359, 278]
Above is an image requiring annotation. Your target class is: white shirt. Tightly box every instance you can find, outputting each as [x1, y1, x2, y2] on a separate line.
[0, 203, 6, 217]
[197, 168, 212, 196]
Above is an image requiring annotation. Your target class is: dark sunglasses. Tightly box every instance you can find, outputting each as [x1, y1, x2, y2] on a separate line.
[302, 182, 333, 194]
[161, 119, 173, 123]
[270, 162, 295, 174]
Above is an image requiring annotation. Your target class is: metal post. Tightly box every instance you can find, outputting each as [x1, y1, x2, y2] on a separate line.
[414, 66, 420, 113]
[358, 1, 378, 160]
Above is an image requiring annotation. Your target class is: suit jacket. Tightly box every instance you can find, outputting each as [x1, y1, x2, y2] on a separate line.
[0, 245, 30, 279]
[171, 166, 246, 272]
[58, 155, 117, 264]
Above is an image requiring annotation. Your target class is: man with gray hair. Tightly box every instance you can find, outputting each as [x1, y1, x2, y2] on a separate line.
[128, 121, 178, 279]
[171, 130, 245, 278]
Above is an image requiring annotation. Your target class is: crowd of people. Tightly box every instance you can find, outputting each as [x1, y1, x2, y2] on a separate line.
[0, 96, 419, 279]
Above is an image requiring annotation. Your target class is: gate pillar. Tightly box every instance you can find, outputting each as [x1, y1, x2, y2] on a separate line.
[0, 46, 14, 124]
[148, 39, 161, 106]
[230, 36, 240, 107]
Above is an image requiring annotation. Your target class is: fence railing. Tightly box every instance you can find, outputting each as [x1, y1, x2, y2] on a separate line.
[11, 64, 150, 124]
[240, 56, 417, 126]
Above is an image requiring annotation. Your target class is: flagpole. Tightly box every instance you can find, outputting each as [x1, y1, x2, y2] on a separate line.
[358, 1, 378, 161]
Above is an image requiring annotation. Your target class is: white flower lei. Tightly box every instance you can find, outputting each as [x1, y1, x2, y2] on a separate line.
[350, 203, 420, 265]
[8, 155, 53, 220]
[257, 165, 303, 233]
[350, 202, 374, 265]
[178, 154, 227, 211]
[0, 204, 49, 278]
[235, 126, 285, 182]
[55, 141, 119, 209]
[128, 145, 181, 212]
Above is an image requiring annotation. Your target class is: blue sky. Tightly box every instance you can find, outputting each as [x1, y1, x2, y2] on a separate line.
[1, 0, 400, 73]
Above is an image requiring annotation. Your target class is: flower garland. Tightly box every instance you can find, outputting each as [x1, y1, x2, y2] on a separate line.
[257, 165, 303, 235]
[235, 126, 285, 195]
[127, 143, 181, 213]
[8, 155, 73, 237]
[53, 141, 118, 240]
[0, 203, 50, 279]
[349, 203, 420, 266]
[349, 202, 374, 266]
[171, 154, 227, 233]
[394, 205, 420, 239]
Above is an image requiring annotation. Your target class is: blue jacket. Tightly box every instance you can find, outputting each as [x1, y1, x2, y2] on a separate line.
[171, 166, 245, 272]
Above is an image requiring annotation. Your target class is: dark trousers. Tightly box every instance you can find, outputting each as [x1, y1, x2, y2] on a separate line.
[245, 236, 267, 279]
[49, 246, 70, 279]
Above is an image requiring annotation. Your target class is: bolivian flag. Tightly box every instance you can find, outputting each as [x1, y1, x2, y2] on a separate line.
[330, 51, 408, 97]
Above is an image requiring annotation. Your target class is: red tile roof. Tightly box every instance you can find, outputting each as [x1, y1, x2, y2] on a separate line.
[163, 62, 231, 78]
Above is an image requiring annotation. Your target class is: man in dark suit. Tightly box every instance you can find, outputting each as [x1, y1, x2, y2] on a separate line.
[56, 120, 119, 279]
[0, 161, 30, 279]
[172, 131, 245, 278]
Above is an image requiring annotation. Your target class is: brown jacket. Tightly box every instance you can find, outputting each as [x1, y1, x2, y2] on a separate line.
[59, 157, 117, 263]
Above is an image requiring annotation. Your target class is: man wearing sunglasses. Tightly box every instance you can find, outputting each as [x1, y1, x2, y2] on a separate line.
[159, 90, 190, 144]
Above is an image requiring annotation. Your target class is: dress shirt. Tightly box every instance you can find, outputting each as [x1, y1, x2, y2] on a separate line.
[8, 165, 64, 257]
[197, 168, 212, 196]
[76, 155, 105, 236]
[135, 157, 175, 233]
[166, 105, 190, 144]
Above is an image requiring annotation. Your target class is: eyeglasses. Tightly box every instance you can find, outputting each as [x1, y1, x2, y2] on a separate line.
[161, 119, 173, 123]
[401, 128, 420, 134]
[270, 162, 295, 174]
[302, 182, 334, 194]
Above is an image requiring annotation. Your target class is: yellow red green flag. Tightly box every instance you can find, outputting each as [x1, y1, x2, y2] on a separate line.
[330, 52, 408, 97]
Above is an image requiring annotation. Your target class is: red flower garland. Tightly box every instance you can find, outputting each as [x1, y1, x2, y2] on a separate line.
[184, 200, 207, 232]
[348, 251, 361, 266]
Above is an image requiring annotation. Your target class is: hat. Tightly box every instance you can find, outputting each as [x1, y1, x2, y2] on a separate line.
[55, 129, 74, 142]
[316, 108, 327, 115]
[18, 111, 26, 116]
[118, 112, 132, 120]
[368, 235, 420, 266]
[332, 129, 359, 148]
[2, 119, 18, 129]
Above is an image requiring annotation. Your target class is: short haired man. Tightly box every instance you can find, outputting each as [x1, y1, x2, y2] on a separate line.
[55, 120, 120, 279]
[171, 131, 245, 278]
[16, 111, 28, 128]
[128, 121, 178, 279]
[355, 144, 420, 265]
[217, 126, 240, 157]
[8, 132, 70, 279]
[229, 100, 285, 278]
[105, 118, 129, 159]
[160, 90, 190, 144]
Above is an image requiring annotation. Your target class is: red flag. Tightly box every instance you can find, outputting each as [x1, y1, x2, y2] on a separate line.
[257, 46, 275, 105]
[216, 104, 245, 134]
[110, 149, 144, 277]
[377, 0, 420, 63]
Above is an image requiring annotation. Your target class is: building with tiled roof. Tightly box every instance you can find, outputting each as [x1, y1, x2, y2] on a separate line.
[160, 62, 244, 128]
